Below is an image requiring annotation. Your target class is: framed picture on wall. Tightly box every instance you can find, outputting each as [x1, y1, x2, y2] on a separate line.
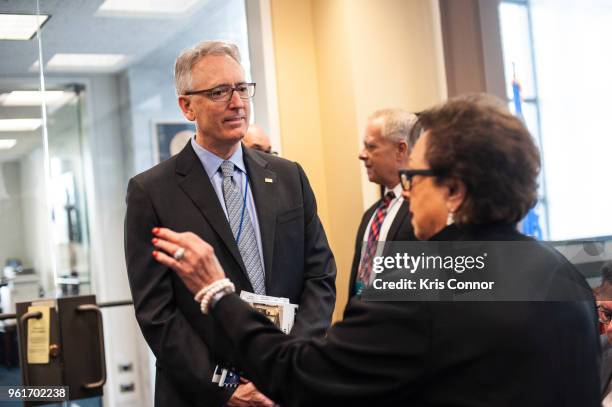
[153, 121, 196, 163]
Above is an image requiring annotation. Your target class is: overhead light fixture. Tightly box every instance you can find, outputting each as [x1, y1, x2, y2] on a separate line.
[96, 0, 202, 16]
[0, 139, 17, 150]
[42, 53, 127, 72]
[0, 13, 50, 40]
[0, 91, 73, 106]
[0, 119, 42, 132]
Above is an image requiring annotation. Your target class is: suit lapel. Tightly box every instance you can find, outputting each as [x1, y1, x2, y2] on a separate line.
[243, 146, 277, 285]
[386, 200, 410, 240]
[175, 143, 248, 278]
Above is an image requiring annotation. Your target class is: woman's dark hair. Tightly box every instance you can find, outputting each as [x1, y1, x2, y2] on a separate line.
[417, 94, 541, 225]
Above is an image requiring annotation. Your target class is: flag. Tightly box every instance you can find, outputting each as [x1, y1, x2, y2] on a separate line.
[512, 66, 543, 240]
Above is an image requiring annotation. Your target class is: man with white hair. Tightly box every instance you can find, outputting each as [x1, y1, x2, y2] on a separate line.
[125, 40, 336, 406]
[349, 109, 420, 298]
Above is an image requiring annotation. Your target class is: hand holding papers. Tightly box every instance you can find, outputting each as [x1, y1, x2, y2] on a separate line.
[239, 291, 298, 334]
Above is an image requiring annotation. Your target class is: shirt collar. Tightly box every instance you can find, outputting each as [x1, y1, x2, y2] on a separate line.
[190, 136, 246, 178]
[385, 183, 403, 201]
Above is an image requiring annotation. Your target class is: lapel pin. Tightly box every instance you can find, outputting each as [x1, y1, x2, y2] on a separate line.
[265, 178, 274, 183]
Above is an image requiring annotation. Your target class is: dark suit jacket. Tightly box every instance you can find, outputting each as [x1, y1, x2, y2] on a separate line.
[124, 143, 336, 406]
[211, 223, 601, 407]
[348, 198, 415, 298]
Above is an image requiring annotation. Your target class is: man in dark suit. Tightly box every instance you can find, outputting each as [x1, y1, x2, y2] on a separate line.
[349, 109, 420, 297]
[124, 40, 336, 406]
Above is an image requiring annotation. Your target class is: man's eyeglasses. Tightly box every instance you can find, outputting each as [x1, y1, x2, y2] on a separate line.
[184, 82, 256, 102]
[399, 169, 442, 191]
[598, 305, 612, 325]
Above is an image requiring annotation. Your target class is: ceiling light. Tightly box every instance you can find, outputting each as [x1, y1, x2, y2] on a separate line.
[0, 139, 17, 150]
[0, 91, 73, 106]
[0, 14, 50, 40]
[0, 119, 42, 132]
[96, 0, 202, 15]
[43, 53, 127, 72]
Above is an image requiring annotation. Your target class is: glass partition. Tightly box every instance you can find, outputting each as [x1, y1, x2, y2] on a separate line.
[0, 0, 46, 393]
[1, 0, 253, 405]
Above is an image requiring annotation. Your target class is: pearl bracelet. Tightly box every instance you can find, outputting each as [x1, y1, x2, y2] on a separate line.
[208, 287, 233, 312]
[194, 278, 231, 303]
[199, 279, 235, 315]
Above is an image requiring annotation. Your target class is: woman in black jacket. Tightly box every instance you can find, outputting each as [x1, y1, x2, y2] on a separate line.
[152, 94, 600, 406]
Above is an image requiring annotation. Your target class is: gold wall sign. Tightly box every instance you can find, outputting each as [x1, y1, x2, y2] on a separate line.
[27, 306, 51, 364]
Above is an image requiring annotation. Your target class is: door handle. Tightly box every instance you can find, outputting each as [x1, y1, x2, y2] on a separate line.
[18, 311, 43, 386]
[76, 304, 107, 389]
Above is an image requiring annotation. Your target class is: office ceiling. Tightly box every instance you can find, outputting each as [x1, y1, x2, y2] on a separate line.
[0, 0, 238, 162]
[0, 0, 220, 76]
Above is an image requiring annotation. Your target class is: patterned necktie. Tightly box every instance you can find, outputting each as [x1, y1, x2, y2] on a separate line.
[355, 191, 396, 295]
[220, 160, 266, 295]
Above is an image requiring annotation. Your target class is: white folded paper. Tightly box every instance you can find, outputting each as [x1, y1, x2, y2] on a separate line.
[240, 291, 298, 334]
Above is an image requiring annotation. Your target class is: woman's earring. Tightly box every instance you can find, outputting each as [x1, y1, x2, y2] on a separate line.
[446, 211, 455, 225]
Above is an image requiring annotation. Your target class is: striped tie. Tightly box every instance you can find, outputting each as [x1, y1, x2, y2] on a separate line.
[220, 160, 266, 295]
[355, 191, 395, 295]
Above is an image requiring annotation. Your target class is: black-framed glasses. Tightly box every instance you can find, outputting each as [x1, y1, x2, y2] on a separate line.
[184, 82, 256, 102]
[399, 169, 441, 191]
[598, 305, 612, 325]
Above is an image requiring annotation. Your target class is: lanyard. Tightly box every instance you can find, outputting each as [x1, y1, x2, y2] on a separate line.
[235, 172, 249, 245]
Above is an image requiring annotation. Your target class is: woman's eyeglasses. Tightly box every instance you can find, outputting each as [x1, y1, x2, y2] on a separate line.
[399, 169, 441, 191]
[598, 305, 612, 325]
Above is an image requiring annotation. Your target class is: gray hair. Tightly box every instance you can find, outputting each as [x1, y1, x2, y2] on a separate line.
[174, 40, 241, 95]
[369, 109, 420, 147]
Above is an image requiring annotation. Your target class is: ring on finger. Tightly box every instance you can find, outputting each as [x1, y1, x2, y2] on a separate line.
[174, 247, 186, 261]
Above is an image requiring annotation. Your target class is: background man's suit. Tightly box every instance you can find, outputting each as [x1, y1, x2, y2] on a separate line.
[124, 143, 336, 406]
[348, 198, 414, 298]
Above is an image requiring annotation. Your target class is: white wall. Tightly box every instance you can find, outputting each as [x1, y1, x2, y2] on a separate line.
[20, 147, 54, 291]
[0, 161, 26, 267]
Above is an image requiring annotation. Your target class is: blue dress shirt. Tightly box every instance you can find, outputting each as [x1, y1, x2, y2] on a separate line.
[190, 136, 265, 273]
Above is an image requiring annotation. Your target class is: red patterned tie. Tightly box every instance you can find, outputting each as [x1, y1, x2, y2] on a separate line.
[355, 191, 395, 295]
